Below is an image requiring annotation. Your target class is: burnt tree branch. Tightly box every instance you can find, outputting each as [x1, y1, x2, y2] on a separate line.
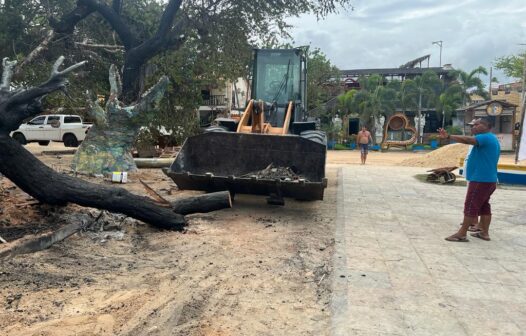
[0, 136, 185, 230]
[1, 57, 87, 132]
[156, 0, 183, 40]
[49, 3, 95, 35]
[52, 0, 187, 102]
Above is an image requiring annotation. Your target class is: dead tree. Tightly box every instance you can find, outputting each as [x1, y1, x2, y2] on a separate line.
[0, 57, 186, 230]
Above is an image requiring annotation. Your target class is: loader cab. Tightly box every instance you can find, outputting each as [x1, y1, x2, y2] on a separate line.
[251, 48, 307, 129]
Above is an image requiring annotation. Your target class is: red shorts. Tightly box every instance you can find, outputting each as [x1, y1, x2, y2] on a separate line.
[464, 182, 496, 217]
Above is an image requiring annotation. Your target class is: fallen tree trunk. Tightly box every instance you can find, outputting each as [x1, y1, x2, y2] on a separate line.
[134, 158, 174, 168]
[0, 135, 186, 230]
[172, 191, 232, 215]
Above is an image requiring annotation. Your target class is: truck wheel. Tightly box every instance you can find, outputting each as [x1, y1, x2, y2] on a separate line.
[38, 141, 50, 146]
[63, 134, 79, 147]
[300, 130, 327, 146]
[13, 133, 27, 145]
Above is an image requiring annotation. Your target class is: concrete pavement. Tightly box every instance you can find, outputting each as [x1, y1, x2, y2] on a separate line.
[331, 165, 526, 336]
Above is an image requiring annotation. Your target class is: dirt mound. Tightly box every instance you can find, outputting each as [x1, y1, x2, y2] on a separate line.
[399, 143, 469, 168]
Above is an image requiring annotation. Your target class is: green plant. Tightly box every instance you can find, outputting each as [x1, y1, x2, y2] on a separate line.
[321, 124, 339, 141]
[334, 143, 347, 150]
[445, 125, 463, 135]
[349, 134, 357, 144]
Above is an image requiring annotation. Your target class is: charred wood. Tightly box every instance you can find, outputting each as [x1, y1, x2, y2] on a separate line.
[172, 191, 232, 215]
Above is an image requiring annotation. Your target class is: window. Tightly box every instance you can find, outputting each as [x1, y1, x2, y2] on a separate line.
[64, 116, 81, 123]
[29, 116, 46, 125]
[46, 116, 60, 124]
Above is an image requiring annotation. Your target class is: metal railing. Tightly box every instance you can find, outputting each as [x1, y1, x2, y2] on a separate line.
[202, 95, 228, 106]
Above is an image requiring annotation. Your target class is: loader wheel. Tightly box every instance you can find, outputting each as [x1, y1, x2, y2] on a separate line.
[204, 126, 229, 133]
[300, 130, 327, 146]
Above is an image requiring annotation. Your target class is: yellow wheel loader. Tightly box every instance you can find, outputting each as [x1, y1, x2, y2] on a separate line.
[164, 48, 327, 204]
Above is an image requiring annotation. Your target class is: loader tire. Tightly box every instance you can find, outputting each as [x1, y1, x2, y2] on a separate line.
[300, 130, 327, 146]
[204, 126, 229, 133]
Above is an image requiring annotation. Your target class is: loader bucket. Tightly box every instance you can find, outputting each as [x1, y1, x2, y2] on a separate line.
[164, 132, 327, 200]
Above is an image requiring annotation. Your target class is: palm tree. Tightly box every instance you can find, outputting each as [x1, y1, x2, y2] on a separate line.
[399, 79, 418, 114]
[337, 89, 357, 115]
[450, 66, 489, 106]
[349, 75, 397, 144]
[413, 71, 442, 143]
[436, 84, 463, 128]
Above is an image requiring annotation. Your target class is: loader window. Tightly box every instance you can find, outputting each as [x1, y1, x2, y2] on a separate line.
[254, 51, 301, 105]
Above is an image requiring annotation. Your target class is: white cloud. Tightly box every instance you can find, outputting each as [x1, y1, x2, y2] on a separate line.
[288, 0, 526, 84]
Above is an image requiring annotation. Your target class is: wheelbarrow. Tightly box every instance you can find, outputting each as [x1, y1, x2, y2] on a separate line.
[426, 166, 458, 184]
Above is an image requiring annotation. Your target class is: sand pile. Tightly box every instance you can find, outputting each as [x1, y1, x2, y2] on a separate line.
[399, 143, 469, 168]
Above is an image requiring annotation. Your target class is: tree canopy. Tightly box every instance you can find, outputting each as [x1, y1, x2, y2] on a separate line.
[306, 48, 342, 113]
[495, 53, 525, 79]
[335, 67, 488, 139]
[1, 0, 353, 146]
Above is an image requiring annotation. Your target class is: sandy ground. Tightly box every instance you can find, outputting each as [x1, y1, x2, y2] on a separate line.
[1, 143, 337, 336]
[327, 148, 518, 166]
[0, 143, 520, 335]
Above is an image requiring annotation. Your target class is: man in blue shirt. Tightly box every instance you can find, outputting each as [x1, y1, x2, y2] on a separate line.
[438, 118, 500, 242]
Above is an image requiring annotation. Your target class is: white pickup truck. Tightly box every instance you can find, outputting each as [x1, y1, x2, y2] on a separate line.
[11, 114, 92, 147]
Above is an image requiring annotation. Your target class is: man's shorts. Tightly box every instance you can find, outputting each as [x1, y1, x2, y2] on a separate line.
[464, 181, 497, 217]
[360, 144, 369, 154]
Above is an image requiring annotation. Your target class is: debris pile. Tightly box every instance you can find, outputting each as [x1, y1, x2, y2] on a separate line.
[241, 163, 308, 181]
[399, 144, 469, 168]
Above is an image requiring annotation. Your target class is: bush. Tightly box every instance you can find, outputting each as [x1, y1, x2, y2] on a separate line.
[334, 143, 348, 150]
[445, 125, 462, 135]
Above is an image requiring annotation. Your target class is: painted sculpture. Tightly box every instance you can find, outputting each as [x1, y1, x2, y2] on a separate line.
[382, 113, 417, 149]
[72, 65, 168, 175]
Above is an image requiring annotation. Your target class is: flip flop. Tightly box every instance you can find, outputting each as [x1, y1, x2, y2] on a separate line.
[445, 236, 469, 242]
[470, 232, 491, 241]
[467, 226, 482, 232]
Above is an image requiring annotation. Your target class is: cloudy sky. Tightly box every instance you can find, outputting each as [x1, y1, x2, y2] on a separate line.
[288, 0, 526, 84]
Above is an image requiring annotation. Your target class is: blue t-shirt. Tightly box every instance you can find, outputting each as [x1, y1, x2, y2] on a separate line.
[466, 132, 500, 182]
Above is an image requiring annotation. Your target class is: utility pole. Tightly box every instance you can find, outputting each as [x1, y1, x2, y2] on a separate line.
[489, 67, 493, 100]
[432, 41, 443, 67]
[516, 44, 526, 163]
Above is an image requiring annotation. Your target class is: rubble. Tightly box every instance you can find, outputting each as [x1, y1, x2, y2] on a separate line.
[241, 163, 308, 182]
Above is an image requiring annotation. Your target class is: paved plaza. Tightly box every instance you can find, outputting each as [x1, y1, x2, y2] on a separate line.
[331, 165, 526, 336]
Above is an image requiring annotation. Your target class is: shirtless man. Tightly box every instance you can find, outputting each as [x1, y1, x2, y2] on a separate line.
[357, 126, 373, 165]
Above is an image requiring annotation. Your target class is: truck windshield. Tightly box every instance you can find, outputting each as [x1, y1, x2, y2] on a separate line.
[253, 50, 301, 105]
